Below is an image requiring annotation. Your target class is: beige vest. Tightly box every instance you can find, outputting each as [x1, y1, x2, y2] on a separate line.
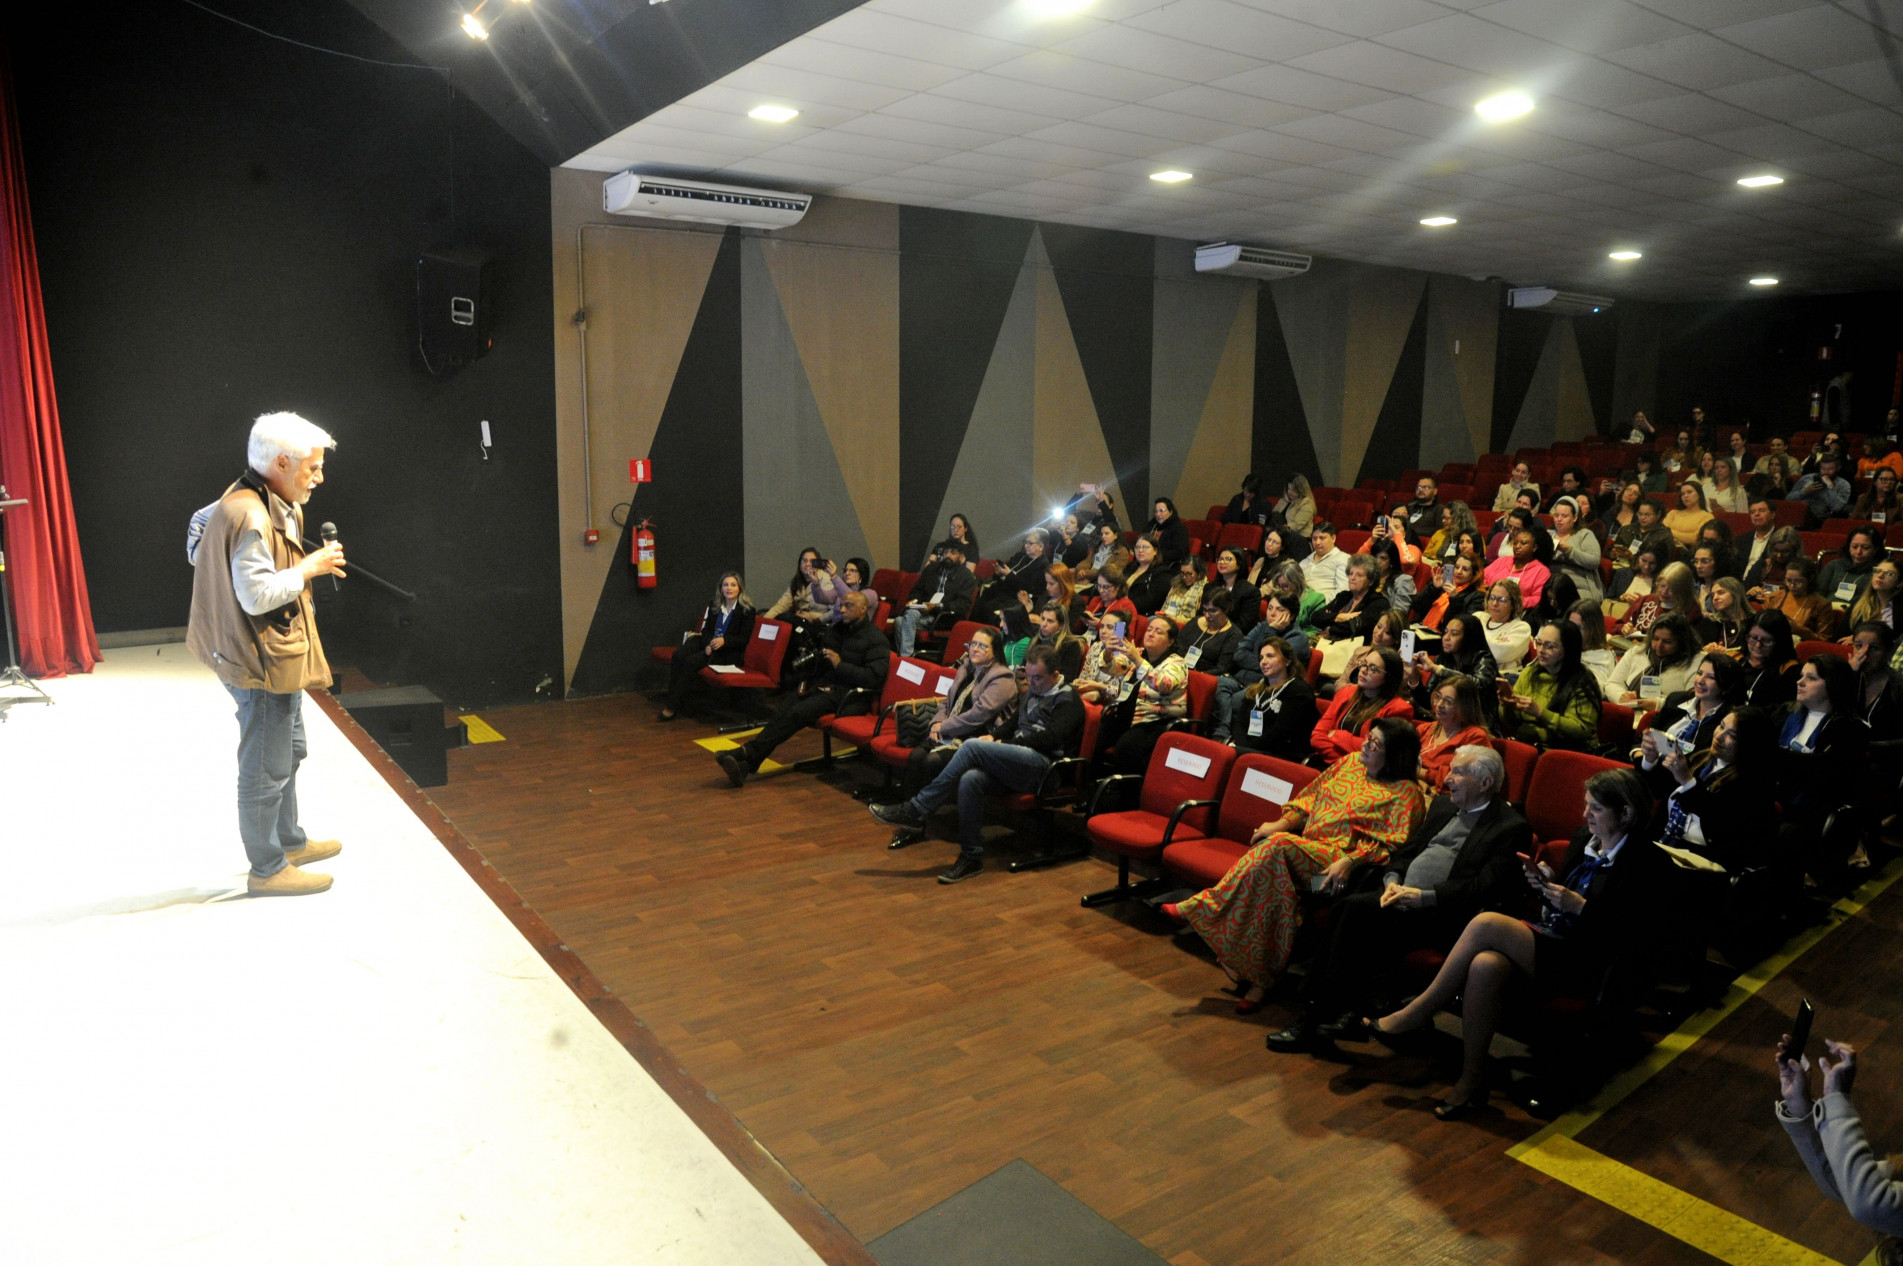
[185, 476, 331, 693]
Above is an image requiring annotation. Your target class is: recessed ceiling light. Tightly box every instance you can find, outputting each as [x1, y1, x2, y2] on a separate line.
[748, 105, 800, 123]
[1150, 170, 1193, 184]
[1025, 0, 1094, 17]
[1749, 277, 1779, 286]
[1474, 92, 1534, 122]
[1420, 216, 1457, 227]
[460, 12, 488, 39]
[1609, 250, 1642, 261]
[1737, 175, 1785, 188]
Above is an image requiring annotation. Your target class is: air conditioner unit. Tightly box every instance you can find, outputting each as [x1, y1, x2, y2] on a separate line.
[1507, 287, 1614, 316]
[1194, 242, 1312, 280]
[602, 171, 811, 230]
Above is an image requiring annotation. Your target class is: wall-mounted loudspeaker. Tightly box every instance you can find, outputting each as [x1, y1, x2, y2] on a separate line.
[416, 248, 493, 374]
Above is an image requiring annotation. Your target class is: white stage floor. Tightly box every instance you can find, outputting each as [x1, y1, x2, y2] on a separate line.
[0, 644, 826, 1265]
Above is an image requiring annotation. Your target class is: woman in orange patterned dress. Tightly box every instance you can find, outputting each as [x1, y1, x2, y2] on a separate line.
[1163, 717, 1427, 1013]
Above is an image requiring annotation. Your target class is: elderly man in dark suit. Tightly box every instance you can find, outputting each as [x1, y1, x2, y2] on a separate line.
[1266, 743, 1531, 1053]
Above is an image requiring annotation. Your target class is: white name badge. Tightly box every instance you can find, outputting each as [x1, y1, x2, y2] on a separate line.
[897, 661, 926, 684]
[934, 676, 955, 697]
[1837, 580, 1858, 602]
[931, 590, 945, 605]
[758, 622, 780, 641]
[1248, 709, 1265, 737]
[1640, 674, 1662, 698]
[1874, 512, 1887, 524]
[1164, 747, 1212, 778]
[1241, 768, 1294, 804]
[707, 664, 745, 675]
[1184, 646, 1203, 668]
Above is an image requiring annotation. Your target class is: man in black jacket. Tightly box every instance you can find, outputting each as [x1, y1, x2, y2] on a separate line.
[718, 591, 888, 787]
[1267, 744, 1531, 1052]
[897, 542, 977, 656]
[869, 644, 1084, 884]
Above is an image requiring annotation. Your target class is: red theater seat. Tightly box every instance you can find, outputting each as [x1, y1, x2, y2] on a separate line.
[1081, 733, 1235, 908]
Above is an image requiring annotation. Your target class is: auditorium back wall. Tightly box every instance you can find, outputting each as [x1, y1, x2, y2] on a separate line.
[550, 168, 1617, 696]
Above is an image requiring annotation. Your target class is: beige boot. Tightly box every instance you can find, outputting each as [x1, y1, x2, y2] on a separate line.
[248, 866, 333, 896]
[282, 838, 342, 867]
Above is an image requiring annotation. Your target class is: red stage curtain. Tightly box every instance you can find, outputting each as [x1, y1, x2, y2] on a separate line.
[0, 47, 98, 678]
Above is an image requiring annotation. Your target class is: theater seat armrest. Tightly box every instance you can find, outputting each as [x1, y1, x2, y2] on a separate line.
[1086, 774, 1142, 819]
[1161, 798, 1219, 848]
[1037, 755, 1088, 802]
[872, 701, 902, 739]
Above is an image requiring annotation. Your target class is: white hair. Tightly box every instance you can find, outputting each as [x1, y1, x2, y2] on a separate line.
[1454, 743, 1504, 792]
[247, 411, 335, 476]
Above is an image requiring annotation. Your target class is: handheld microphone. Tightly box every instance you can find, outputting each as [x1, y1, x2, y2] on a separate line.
[319, 521, 341, 591]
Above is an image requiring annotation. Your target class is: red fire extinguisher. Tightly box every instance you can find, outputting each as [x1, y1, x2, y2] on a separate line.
[634, 518, 657, 589]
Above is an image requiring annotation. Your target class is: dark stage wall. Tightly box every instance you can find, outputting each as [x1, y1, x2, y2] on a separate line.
[14, 1, 563, 708]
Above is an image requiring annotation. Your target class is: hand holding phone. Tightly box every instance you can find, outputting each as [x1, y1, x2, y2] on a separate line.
[1785, 999, 1815, 1068]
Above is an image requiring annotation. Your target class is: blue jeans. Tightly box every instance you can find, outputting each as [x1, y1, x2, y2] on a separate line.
[897, 607, 930, 656]
[908, 740, 1050, 857]
[225, 685, 309, 877]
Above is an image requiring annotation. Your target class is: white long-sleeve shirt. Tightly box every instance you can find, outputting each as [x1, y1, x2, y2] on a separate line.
[187, 497, 305, 616]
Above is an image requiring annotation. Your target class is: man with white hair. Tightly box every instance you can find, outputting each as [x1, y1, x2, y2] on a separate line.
[185, 412, 349, 896]
[1266, 743, 1531, 1053]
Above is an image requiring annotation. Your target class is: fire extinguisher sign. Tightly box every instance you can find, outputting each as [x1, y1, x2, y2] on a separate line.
[630, 458, 653, 483]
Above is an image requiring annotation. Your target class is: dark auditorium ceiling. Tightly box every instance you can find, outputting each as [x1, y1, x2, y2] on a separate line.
[361, 0, 1903, 302]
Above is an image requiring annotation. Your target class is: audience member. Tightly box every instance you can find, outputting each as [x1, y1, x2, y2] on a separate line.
[1418, 552, 1485, 631]
[978, 531, 1050, 622]
[1302, 521, 1350, 602]
[895, 626, 1016, 797]
[1228, 637, 1319, 761]
[1569, 598, 1618, 690]
[1638, 650, 1736, 762]
[1083, 567, 1137, 629]
[1359, 768, 1662, 1120]
[1502, 620, 1602, 750]
[1281, 474, 1317, 536]
[1315, 554, 1385, 644]
[1735, 496, 1778, 577]
[1028, 601, 1086, 681]
[1820, 527, 1883, 608]
[1247, 527, 1300, 587]
[1210, 606, 1310, 743]
[1700, 577, 1751, 654]
[1853, 467, 1903, 524]
[660, 571, 755, 721]
[1492, 461, 1539, 512]
[1097, 614, 1188, 775]
[1177, 588, 1241, 675]
[1665, 480, 1715, 549]
[1159, 554, 1208, 626]
[1411, 610, 1499, 718]
[1265, 560, 1326, 633]
[871, 643, 1084, 885]
[1606, 613, 1704, 708]
[1080, 522, 1131, 587]
[1603, 482, 1645, 562]
[1847, 561, 1900, 635]
[1368, 537, 1417, 614]
[1733, 611, 1802, 709]
[1769, 556, 1841, 643]
[1652, 708, 1777, 872]
[1417, 676, 1494, 791]
[1850, 621, 1903, 738]
[1404, 475, 1440, 539]
[1548, 497, 1602, 604]
[1777, 1035, 1903, 1262]
[716, 590, 889, 787]
[920, 513, 979, 571]
[1791, 455, 1853, 527]
[812, 557, 875, 624]
[1746, 526, 1804, 598]
[1484, 528, 1551, 611]
[1142, 497, 1191, 567]
[1163, 718, 1426, 1013]
[1267, 744, 1528, 1053]
[1481, 578, 1533, 674]
[1776, 653, 1868, 884]
[1617, 558, 1695, 641]
[897, 542, 977, 656]
[1312, 647, 1414, 763]
[764, 547, 834, 624]
[1208, 546, 1261, 633]
[1704, 456, 1749, 514]
[1124, 536, 1171, 616]
[1222, 473, 1275, 526]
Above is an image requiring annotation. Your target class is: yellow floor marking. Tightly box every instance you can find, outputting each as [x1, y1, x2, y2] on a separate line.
[459, 714, 505, 744]
[689, 729, 857, 771]
[1505, 861, 1903, 1265]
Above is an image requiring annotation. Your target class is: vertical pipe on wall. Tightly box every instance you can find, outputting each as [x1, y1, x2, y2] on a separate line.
[574, 226, 595, 537]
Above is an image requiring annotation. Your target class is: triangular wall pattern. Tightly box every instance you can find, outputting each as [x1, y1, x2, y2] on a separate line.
[558, 225, 724, 685]
[740, 238, 872, 594]
[932, 235, 1038, 568]
[1421, 274, 1499, 474]
[1173, 287, 1257, 521]
[1252, 284, 1322, 496]
[898, 207, 1035, 566]
[1151, 272, 1249, 504]
[570, 232, 744, 696]
[1360, 287, 1429, 484]
[1341, 266, 1428, 485]
[759, 237, 900, 570]
[1041, 223, 1154, 514]
[1034, 244, 1127, 538]
[1267, 260, 1351, 485]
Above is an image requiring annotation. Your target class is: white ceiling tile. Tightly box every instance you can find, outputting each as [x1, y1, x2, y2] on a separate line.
[1077, 103, 1252, 143]
[1797, 106, 1903, 149]
[1599, 32, 1791, 89]
[1020, 119, 1183, 157]
[1274, 114, 1425, 155]
[869, 0, 1108, 50]
[1374, 12, 1573, 76]
[1519, 104, 1678, 147]
[1708, 74, 1871, 120]
[832, 111, 1015, 151]
[1237, 0, 1459, 39]
[794, 130, 963, 165]
[1810, 58, 1903, 105]
[1047, 23, 1266, 82]
[1542, 59, 1687, 108]
[985, 48, 1193, 103]
[760, 38, 969, 92]
[883, 90, 1057, 135]
[1617, 136, 1745, 172]
[1211, 64, 1396, 110]
[978, 135, 1126, 167]
[1544, 150, 1674, 182]
[810, 9, 1028, 70]
[929, 71, 1119, 122]
[714, 63, 914, 113]
[670, 86, 865, 130]
[1337, 96, 1472, 137]
[1473, 0, 1695, 53]
[1205, 129, 1357, 163]
[1285, 42, 1487, 94]
[1715, 4, 1886, 71]
[1140, 84, 1317, 128]
[746, 144, 909, 177]
[1609, 92, 1766, 133]
[1123, 0, 1355, 60]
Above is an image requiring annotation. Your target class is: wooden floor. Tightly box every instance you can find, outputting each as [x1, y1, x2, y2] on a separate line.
[421, 689, 1902, 1266]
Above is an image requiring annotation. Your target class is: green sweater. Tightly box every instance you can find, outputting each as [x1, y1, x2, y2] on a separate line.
[1508, 664, 1601, 750]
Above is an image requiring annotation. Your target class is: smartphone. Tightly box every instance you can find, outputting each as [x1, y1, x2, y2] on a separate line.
[1111, 620, 1126, 641]
[1787, 999, 1816, 1065]
[1400, 630, 1417, 662]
